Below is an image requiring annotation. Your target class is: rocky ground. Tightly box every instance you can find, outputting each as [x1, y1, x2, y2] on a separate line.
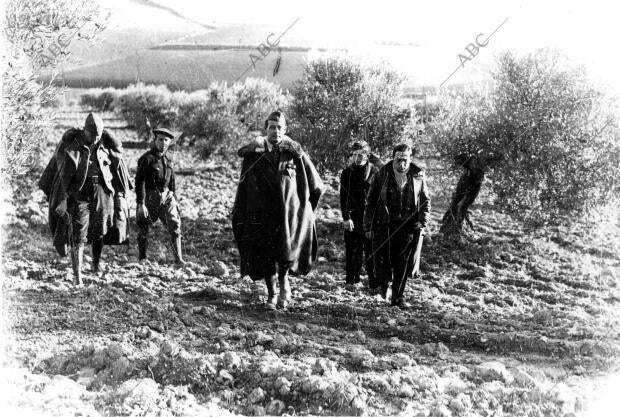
[2, 108, 620, 416]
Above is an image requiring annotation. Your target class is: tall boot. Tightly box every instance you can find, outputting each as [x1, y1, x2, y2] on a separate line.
[137, 223, 148, 262]
[170, 236, 185, 266]
[71, 244, 84, 286]
[138, 238, 148, 261]
[364, 235, 376, 290]
[277, 269, 291, 309]
[264, 275, 277, 310]
[391, 263, 411, 308]
[92, 239, 103, 272]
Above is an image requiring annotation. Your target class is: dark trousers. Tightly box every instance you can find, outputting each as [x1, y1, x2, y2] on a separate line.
[374, 225, 423, 304]
[68, 182, 114, 244]
[344, 230, 375, 286]
[136, 190, 182, 245]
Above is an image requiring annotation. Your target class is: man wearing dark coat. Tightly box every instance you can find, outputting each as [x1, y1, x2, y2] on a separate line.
[363, 143, 431, 308]
[135, 128, 185, 265]
[39, 113, 131, 285]
[232, 111, 324, 310]
[339, 140, 380, 290]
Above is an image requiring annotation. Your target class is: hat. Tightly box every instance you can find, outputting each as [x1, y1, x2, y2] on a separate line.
[84, 113, 104, 136]
[153, 128, 174, 139]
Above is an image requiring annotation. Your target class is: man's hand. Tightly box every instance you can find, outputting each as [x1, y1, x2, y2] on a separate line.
[365, 231, 373, 240]
[343, 219, 354, 232]
[137, 204, 149, 219]
[55, 200, 67, 217]
[250, 141, 265, 153]
[413, 222, 424, 230]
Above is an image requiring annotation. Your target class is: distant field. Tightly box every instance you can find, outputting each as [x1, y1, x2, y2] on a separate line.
[167, 22, 312, 47]
[57, 48, 307, 91]
[65, 28, 209, 70]
[53, 48, 449, 96]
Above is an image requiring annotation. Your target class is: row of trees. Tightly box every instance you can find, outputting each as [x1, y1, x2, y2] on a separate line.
[3, 0, 619, 238]
[77, 51, 620, 237]
[80, 80, 289, 158]
[76, 57, 419, 167]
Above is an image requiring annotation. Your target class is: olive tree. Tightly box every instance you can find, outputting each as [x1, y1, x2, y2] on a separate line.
[430, 49, 620, 236]
[289, 56, 419, 171]
[2, 0, 108, 180]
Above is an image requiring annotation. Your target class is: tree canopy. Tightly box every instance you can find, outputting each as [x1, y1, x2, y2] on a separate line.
[2, 0, 108, 179]
[289, 56, 419, 171]
[430, 49, 620, 229]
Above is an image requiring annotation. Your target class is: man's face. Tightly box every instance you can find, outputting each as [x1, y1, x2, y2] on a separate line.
[393, 150, 412, 173]
[351, 150, 368, 166]
[266, 120, 286, 143]
[154, 134, 171, 153]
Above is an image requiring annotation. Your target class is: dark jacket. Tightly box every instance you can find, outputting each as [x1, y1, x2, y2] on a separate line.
[363, 161, 431, 237]
[232, 136, 324, 276]
[38, 128, 126, 254]
[340, 162, 379, 231]
[104, 148, 133, 245]
[135, 148, 176, 205]
[39, 128, 115, 201]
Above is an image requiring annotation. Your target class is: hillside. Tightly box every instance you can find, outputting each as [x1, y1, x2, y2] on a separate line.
[2, 107, 620, 416]
[59, 48, 307, 90]
[62, 0, 212, 70]
[53, 2, 489, 93]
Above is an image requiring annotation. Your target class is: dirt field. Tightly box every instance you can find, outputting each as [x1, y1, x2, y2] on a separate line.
[2, 107, 619, 416]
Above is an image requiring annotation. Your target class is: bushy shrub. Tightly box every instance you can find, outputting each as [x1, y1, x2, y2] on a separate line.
[414, 99, 442, 126]
[177, 84, 243, 156]
[79, 87, 118, 111]
[232, 78, 290, 131]
[2, 66, 54, 178]
[112, 79, 289, 153]
[289, 56, 420, 172]
[115, 83, 186, 137]
[176, 79, 289, 157]
[40, 92, 65, 108]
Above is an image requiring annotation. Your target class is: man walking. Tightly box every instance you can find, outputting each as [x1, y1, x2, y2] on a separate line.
[363, 143, 430, 308]
[232, 111, 324, 310]
[39, 113, 128, 285]
[135, 128, 185, 265]
[339, 140, 380, 290]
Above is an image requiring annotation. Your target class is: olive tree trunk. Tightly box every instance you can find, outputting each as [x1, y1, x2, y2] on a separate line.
[440, 159, 486, 237]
